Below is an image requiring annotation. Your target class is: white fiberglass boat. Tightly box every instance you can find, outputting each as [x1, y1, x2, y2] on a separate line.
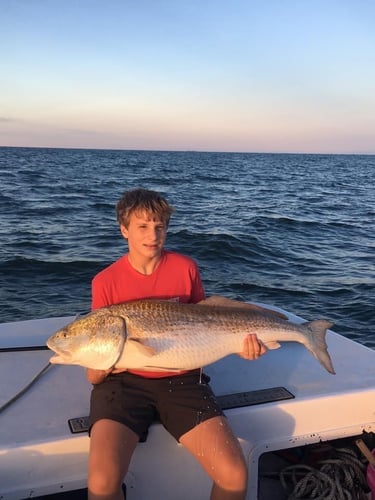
[0, 305, 374, 499]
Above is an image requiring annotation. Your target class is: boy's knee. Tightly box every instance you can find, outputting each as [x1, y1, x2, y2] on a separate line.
[214, 455, 248, 491]
[88, 473, 123, 497]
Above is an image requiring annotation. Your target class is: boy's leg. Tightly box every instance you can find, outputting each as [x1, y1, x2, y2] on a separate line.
[179, 415, 248, 500]
[88, 418, 139, 500]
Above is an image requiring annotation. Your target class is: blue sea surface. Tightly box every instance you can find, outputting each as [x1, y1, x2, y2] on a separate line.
[0, 147, 374, 348]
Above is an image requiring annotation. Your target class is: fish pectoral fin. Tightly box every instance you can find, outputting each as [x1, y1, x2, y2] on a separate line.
[264, 341, 281, 350]
[126, 339, 156, 357]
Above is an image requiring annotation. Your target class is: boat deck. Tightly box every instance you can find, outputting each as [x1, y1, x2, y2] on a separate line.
[0, 307, 374, 499]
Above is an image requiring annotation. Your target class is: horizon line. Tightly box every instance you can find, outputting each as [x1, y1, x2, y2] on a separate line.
[1, 144, 374, 156]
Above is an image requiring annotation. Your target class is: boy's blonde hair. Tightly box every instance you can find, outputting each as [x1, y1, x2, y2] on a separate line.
[116, 188, 174, 227]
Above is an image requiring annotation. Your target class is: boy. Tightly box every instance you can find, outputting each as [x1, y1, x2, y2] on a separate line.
[87, 188, 266, 500]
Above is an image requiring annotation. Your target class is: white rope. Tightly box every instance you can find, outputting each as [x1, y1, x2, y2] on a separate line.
[0, 362, 52, 413]
[0, 312, 84, 414]
[279, 446, 369, 499]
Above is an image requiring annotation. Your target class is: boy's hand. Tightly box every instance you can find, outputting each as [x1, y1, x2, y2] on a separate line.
[238, 334, 267, 360]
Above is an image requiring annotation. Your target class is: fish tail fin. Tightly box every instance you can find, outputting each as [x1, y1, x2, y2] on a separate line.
[303, 320, 336, 374]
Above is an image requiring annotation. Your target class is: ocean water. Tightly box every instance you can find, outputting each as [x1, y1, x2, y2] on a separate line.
[0, 147, 374, 349]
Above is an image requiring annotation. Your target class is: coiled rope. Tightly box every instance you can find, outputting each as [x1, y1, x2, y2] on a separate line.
[280, 446, 369, 499]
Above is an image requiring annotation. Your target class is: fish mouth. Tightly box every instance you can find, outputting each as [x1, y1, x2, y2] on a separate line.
[48, 352, 72, 365]
[46, 341, 72, 359]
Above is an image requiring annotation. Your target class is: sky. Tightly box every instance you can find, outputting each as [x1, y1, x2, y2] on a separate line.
[1, 0, 375, 154]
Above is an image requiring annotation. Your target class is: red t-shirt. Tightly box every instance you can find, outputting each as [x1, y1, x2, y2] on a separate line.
[91, 250, 205, 378]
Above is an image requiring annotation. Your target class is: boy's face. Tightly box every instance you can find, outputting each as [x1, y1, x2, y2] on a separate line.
[120, 210, 167, 260]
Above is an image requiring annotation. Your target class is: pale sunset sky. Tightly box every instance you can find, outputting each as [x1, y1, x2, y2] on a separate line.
[1, 0, 374, 154]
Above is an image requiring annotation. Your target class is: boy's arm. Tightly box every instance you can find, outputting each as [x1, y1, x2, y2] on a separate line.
[87, 366, 127, 384]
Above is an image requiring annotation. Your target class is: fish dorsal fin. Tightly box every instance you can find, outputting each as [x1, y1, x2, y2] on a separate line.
[198, 296, 227, 306]
[199, 295, 288, 320]
[199, 295, 254, 308]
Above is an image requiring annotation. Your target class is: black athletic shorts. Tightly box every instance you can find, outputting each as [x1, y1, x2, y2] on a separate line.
[89, 369, 224, 442]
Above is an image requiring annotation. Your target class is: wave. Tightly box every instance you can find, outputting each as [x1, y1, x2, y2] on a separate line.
[0, 148, 373, 350]
[0, 256, 104, 277]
